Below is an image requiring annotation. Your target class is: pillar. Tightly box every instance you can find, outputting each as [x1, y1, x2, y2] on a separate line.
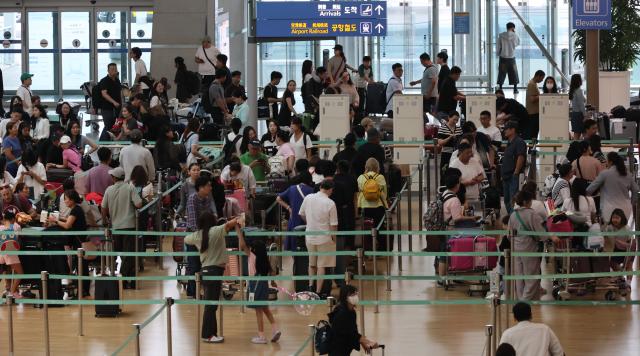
[585, 30, 599, 110]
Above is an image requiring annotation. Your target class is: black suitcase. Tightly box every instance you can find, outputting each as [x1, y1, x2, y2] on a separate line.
[46, 168, 74, 183]
[366, 82, 387, 115]
[596, 113, 610, 140]
[199, 123, 221, 141]
[95, 233, 121, 317]
[253, 193, 278, 228]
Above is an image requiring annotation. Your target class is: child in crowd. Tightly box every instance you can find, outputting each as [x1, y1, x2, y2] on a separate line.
[476, 110, 502, 149]
[605, 209, 636, 283]
[0, 209, 24, 298]
[237, 221, 281, 344]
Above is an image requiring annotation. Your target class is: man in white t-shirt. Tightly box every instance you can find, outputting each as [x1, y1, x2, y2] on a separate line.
[289, 117, 313, 162]
[220, 158, 257, 198]
[299, 179, 338, 297]
[195, 36, 221, 90]
[385, 63, 404, 117]
[130, 47, 149, 94]
[500, 302, 564, 356]
[477, 110, 502, 145]
[449, 142, 485, 201]
[16, 73, 34, 116]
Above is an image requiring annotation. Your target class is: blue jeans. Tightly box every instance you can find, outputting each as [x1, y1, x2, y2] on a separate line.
[503, 175, 519, 214]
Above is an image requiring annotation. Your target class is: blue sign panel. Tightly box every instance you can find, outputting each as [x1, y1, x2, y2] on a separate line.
[257, 1, 387, 20]
[453, 12, 470, 34]
[256, 1, 387, 38]
[572, 0, 612, 30]
[256, 19, 387, 38]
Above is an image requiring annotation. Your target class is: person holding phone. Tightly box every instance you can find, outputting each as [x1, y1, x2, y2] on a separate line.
[240, 140, 270, 182]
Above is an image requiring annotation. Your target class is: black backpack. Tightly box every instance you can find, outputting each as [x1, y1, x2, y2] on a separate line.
[91, 82, 103, 110]
[186, 71, 201, 95]
[222, 134, 243, 165]
[314, 320, 332, 354]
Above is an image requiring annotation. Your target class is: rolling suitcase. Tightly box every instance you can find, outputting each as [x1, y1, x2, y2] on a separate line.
[609, 118, 637, 143]
[472, 237, 498, 270]
[448, 236, 475, 272]
[366, 82, 387, 115]
[95, 230, 121, 317]
[596, 113, 610, 139]
[293, 240, 310, 293]
[172, 219, 187, 263]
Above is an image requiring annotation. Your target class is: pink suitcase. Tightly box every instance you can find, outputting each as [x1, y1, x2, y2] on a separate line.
[448, 236, 497, 272]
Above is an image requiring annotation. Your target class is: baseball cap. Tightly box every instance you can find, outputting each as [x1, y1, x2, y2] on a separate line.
[249, 140, 261, 147]
[108, 167, 125, 179]
[504, 121, 519, 130]
[60, 135, 71, 144]
[333, 44, 343, 51]
[20, 73, 34, 82]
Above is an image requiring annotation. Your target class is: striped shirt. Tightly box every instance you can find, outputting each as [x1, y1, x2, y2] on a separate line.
[437, 123, 463, 154]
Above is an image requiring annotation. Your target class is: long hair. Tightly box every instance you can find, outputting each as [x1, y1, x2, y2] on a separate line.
[570, 177, 589, 212]
[338, 284, 358, 306]
[183, 117, 200, 139]
[174, 56, 187, 71]
[542, 76, 558, 94]
[607, 152, 627, 176]
[197, 211, 217, 253]
[302, 60, 313, 79]
[569, 74, 582, 100]
[565, 141, 582, 163]
[239, 126, 256, 154]
[250, 239, 271, 276]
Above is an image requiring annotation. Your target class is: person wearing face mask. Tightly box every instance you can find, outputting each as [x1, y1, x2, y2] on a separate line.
[327, 285, 379, 355]
[542, 76, 558, 94]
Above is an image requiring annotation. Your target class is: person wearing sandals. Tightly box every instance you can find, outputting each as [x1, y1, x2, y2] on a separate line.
[237, 220, 282, 344]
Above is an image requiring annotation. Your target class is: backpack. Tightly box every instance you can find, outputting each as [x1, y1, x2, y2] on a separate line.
[543, 173, 559, 198]
[185, 70, 201, 95]
[222, 133, 243, 165]
[362, 173, 382, 202]
[91, 82, 103, 110]
[423, 192, 456, 232]
[314, 320, 332, 354]
[268, 155, 286, 176]
[257, 97, 270, 118]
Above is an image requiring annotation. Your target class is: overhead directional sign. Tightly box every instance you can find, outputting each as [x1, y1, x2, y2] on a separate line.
[572, 0, 611, 30]
[256, 1, 387, 38]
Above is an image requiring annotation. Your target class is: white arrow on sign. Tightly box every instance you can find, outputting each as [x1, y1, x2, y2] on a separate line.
[375, 5, 384, 15]
[375, 23, 384, 33]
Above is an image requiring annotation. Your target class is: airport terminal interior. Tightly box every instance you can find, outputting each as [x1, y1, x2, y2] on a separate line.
[1, 0, 640, 355]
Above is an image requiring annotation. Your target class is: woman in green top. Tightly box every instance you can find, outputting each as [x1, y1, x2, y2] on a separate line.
[185, 212, 241, 344]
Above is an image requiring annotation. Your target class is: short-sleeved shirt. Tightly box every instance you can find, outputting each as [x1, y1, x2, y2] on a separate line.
[279, 183, 315, 232]
[208, 80, 225, 109]
[385, 76, 403, 113]
[86, 163, 113, 195]
[69, 205, 87, 231]
[502, 99, 529, 122]
[438, 64, 450, 92]
[449, 158, 485, 200]
[98, 75, 122, 110]
[181, 131, 199, 156]
[195, 45, 220, 76]
[290, 132, 313, 161]
[299, 191, 338, 245]
[185, 225, 228, 267]
[442, 190, 463, 225]
[263, 84, 278, 118]
[16, 85, 33, 115]
[16, 162, 47, 198]
[421, 65, 439, 98]
[276, 142, 295, 160]
[220, 164, 257, 195]
[478, 125, 502, 143]
[502, 136, 527, 179]
[437, 123, 463, 154]
[240, 152, 269, 181]
[437, 77, 458, 113]
[63, 148, 82, 173]
[102, 181, 143, 229]
[134, 59, 149, 90]
[3, 136, 22, 176]
[526, 79, 540, 114]
[0, 194, 32, 215]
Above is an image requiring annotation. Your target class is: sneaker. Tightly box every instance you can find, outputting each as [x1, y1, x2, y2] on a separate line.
[271, 330, 282, 343]
[251, 336, 268, 344]
[202, 336, 224, 343]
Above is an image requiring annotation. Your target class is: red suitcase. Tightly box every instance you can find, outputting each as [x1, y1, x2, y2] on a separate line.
[226, 188, 247, 213]
[473, 237, 498, 270]
[448, 236, 497, 272]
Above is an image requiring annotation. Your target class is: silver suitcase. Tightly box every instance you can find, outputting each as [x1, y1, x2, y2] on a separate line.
[609, 118, 637, 143]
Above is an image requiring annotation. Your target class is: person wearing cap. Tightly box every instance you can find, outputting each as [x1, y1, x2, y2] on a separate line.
[16, 73, 34, 116]
[59, 135, 82, 173]
[195, 35, 221, 90]
[240, 140, 270, 182]
[502, 121, 527, 213]
[327, 44, 355, 85]
[119, 129, 155, 182]
[101, 166, 143, 287]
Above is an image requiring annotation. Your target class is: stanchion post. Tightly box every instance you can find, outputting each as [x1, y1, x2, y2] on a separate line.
[239, 255, 246, 314]
[77, 248, 84, 337]
[385, 211, 392, 292]
[504, 249, 511, 331]
[418, 162, 424, 231]
[356, 248, 365, 336]
[133, 323, 141, 356]
[166, 297, 174, 356]
[308, 324, 316, 356]
[344, 271, 351, 285]
[195, 272, 201, 356]
[433, 139, 439, 186]
[7, 295, 14, 355]
[485, 324, 494, 356]
[407, 174, 413, 252]
[491, 297, 498, 356]
[327, 296, 335, 314]
[426, 152, 432, 204]
[396, 193, 403, 271]
[41, 271, 50, 356]
[219, 290, 224, 338]
[371, 228, 379, 314]
[134, 210, 140, 290]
